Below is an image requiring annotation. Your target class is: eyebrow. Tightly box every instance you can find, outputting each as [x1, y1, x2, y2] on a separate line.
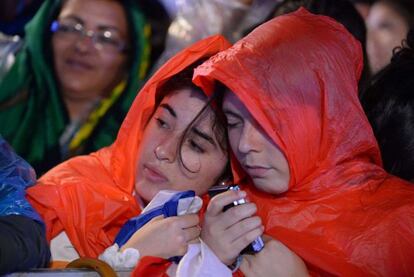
[191, 127, 217, 148]
[160, 103, 177, 117]
[60, 15, 123, 34]
[60, 15, 83, 24]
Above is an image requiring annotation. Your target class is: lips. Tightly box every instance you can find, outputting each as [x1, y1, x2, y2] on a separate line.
[65, 58, 94, 71]
[143, 164, 168, 183]
[244, 165, 271, 178]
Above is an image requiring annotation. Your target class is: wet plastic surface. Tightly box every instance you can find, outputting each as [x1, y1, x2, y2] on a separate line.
[0, 137, 41, 222]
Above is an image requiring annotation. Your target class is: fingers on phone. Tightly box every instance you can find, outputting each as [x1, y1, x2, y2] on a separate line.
[221, 202, 257, 226]
[227, 216, 262, 241]
[207, 190, 247, 216]
[233, 224, 264, 252]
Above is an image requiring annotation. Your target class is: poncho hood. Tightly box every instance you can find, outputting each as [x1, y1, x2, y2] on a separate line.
[194, 8, 414, 276]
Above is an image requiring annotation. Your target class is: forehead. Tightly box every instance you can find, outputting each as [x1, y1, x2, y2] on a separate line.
[160, 88, 212, 127]
[223, 92, 250, 118]
[59, 0, 128, 32]
[370, 2, 405, 21]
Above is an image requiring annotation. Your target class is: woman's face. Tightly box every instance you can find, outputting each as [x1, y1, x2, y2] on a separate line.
[366, 2, 410, 73]
[135, 89, 228, 203]
[52, 0, 129, 101]
[223, 92, 290, 194]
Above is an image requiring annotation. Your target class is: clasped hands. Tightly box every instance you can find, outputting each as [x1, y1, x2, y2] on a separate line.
[121, 189, 308, 276]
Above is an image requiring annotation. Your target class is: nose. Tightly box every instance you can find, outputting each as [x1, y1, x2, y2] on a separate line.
[154, 135, 178, 163]
[74, 32, 95, 53]
[237, 122, 261, 154]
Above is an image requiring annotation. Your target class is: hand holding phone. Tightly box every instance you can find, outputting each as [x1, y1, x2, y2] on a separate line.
[201, 185, 264, 265]
[208, 185, 264, 255]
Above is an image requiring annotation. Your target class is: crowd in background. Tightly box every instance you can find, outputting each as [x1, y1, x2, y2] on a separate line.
[0, 0, 413, 275]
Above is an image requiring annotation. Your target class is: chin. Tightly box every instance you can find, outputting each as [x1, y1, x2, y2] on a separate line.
[254, 178, 288, 195]
[135, 183, 155, 204]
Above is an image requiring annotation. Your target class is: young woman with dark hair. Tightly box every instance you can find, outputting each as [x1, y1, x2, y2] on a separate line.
[27, 35, 232, 274]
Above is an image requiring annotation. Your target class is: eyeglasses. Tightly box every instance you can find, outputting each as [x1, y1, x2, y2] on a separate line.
[50, 20, 128, 53]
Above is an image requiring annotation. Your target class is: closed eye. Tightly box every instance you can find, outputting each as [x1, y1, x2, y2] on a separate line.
[224, 111, 244, 129]
[155, 117, 169, 129]
[188, 139, 205, 154]
[227, 121, 241, 128]
[226, 117, 242, 129]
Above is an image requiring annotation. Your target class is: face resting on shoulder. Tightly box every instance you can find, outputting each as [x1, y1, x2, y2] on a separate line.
[222, 92, 290, 194]
[135, 88, 228, 203]
[52, 0, 130, 101]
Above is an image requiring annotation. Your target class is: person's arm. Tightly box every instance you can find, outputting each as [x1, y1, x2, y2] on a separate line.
[240, 235, 308, 277]
[0, 215, 51, 275]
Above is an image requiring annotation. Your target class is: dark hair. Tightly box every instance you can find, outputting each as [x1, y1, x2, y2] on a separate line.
[266, 0, 371, 94]
[349, 0, 375, 4]
[361, 29, 414, 181]
[153, 59, 230, 181]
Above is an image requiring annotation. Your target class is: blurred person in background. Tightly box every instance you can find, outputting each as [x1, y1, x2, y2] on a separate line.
[0, 0, 151, 175]
[362, 29, 414, 182]
[349, 0, 375, 20]
[366, 0, 414, 74]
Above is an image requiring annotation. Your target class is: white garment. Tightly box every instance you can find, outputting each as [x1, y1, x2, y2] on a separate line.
[99, 244, 140, 270]
[50, 231, 80, 262]
[174, 240, 232, 277]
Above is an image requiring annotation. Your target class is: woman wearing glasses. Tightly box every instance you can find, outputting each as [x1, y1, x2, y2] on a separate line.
[0, 0, 150, 175]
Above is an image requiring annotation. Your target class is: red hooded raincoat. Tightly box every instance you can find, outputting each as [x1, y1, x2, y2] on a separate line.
[194, 9, 414, 277]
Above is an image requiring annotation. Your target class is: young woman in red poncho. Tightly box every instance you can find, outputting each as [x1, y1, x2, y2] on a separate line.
[26, 36, 234, 274]
[194, 8, 414, 276]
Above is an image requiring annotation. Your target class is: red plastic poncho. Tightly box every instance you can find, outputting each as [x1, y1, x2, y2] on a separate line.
[26, 35, 231, 258]
[194, 9, 414, 276]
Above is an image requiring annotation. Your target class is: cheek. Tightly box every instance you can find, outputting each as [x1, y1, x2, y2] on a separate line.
[179, 149, 203, 173]
[273, 147, 289, 174]
[137, 131, 156, 162]
[228, 131, 240, 153]
[195, 154, 227, 193]
[92, 55, 127, 90]
[100, 55, 127, 75]
[391, 24, 409, 43]
[176, 154, 227, 196]
[52, 38, 66, 70]
[52, 36, 62, 55]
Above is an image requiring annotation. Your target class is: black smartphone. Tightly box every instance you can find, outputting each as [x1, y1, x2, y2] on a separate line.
[208, 184, 264, 255]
